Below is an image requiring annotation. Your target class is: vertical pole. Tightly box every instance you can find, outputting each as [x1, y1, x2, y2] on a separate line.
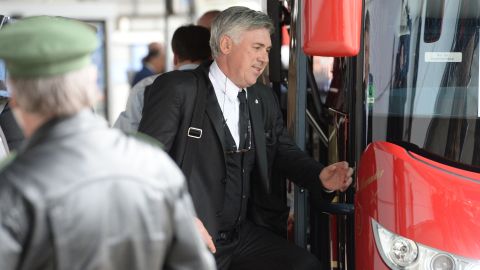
[267, 0, 282, 100]
[287, 0, 308, 248]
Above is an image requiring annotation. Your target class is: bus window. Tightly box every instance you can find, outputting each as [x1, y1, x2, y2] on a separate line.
[367, 0, 480, 170]
[424, 0, 445, 43]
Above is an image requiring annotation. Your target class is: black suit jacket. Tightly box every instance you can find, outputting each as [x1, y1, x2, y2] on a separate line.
[139, 62, 329, 236]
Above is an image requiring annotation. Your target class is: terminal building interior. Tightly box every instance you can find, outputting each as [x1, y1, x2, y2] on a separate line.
[0, 0, 266, 124]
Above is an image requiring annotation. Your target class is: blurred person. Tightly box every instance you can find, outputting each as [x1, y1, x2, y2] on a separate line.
[197, 10, 221, 30]
[0, 17, 25, 154]
[0, 16, 215, 270]
[171, 25, 212, 70]
[0, 81, 24, 153]
[131, 42, 165, 86]
[139, 6, 353, 270]
[148, 41, 163, 52]
[115, 25, 211, 133]
[0, 96, 24, 152]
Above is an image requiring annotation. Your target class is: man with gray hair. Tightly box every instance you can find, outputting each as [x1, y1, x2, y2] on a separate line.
[0, 16, 215, 270]
[139, 6, 353, 270]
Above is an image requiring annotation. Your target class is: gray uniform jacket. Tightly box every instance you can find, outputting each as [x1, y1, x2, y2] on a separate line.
[0, 110, 215, 270]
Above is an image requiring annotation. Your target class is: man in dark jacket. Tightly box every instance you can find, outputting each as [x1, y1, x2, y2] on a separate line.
[0, 16, 215, 270]
[139, 6, 353, 270]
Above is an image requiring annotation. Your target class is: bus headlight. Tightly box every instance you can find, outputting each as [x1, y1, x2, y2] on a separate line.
[372, 219, 480, 270]
[431, 254, 455, 270]
[389, 237, 418, 267]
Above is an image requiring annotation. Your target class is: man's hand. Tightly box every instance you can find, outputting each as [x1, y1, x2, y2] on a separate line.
[319, 161, 354, 192]
[195, 218, 216, 253]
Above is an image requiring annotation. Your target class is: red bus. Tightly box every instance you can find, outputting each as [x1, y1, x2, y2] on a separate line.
[280, 0, 480, 269]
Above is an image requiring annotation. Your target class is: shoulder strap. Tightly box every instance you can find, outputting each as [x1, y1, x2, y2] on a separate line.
[181, 68, 208, 178]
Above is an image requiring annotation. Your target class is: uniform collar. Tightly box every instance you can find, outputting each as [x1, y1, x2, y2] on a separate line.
[177, 63, 199, 70]
[22, 109, 106, 153]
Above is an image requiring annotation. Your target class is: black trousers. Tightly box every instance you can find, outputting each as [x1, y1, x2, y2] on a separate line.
[214, 221, 322, 270]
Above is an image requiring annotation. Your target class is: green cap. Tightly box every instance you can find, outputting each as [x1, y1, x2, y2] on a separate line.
[0, 16, 98, 78]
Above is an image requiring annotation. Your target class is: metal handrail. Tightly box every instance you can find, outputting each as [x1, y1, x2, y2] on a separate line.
[306, 108, 328, 146]
[315, 201, 354, 215]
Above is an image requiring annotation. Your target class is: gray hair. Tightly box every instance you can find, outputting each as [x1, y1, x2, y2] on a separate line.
[210, 6, 274, 58]
[8, 65, 98, 117]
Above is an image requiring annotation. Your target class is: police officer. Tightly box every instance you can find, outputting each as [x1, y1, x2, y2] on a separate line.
[0, 16, 215, 270]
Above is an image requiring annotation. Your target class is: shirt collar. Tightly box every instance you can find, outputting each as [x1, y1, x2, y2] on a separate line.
[177, 63, 199, 70]
[209, 61, 241, 102]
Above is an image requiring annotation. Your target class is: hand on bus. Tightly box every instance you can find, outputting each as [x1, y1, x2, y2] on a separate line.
[319, 161, 354, 192]
[195, 217, 216, 253]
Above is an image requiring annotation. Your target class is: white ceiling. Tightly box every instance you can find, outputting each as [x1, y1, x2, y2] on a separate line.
[0, 0, 264, 20]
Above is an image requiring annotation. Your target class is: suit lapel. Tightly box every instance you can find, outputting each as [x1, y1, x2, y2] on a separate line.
[247, 87, 270, 193]
[205, 84, 227, 151]
[195, 61, 227, 152]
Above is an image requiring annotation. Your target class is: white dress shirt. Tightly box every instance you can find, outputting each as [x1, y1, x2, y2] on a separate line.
[209, 61, 244, 149]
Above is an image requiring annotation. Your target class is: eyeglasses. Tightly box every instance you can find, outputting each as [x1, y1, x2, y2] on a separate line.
[225, 120, 254, 154]
[225, 141, 254, 154]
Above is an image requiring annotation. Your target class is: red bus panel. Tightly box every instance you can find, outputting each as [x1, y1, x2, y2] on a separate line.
[302, 0, 362, 56]
[355, 141, 480, 269]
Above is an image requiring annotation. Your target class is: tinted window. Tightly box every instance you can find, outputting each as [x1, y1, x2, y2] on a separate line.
[366, 0, 480, 169]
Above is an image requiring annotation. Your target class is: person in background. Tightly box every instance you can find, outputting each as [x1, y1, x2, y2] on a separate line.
[148, 41, 163, 52]
[0, 80, 24, 153]
[139, 6, 353, 270]
[115, 25, 211, 133]
[130, 41, 165, 86]
[197, 10, 221, 30]
[0, 17, 25, 155]
[0, 16, 215, 270]
[171, 25, 212, 71]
